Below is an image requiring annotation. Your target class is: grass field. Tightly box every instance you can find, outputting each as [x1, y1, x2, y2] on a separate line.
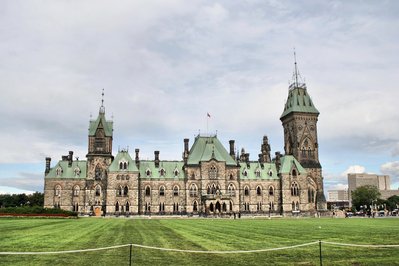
[0, 217, 398, 265]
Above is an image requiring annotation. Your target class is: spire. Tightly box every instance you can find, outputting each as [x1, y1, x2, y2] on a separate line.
[99, 89, 105, 114]
[290, 49, 306, 90]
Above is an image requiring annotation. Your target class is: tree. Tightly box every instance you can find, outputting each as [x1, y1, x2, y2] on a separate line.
[385, 195, 399, 211]
[351, 185, 381, 210]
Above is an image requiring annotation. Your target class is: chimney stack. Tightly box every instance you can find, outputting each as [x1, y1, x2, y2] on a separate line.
[229, 140, 235, 159]
[45, 157, 51, 174]
[68, 151, 73, 167]
[275, 152, 281, 173]
[183, 138, 189, 165]
[154, 150, 160, 168]
[135, 149, 140, 166]
[245, 153, 250, 167]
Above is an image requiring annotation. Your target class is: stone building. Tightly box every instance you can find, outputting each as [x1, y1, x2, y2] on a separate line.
[44, 64, 327, 216]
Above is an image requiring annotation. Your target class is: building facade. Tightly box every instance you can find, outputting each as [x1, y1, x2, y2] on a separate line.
[348, 173, 399, 207]
[44, 68, 327, 216]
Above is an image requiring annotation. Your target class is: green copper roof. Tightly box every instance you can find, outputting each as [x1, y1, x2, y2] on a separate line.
[88, 112, 113, 137]
[187, 135, 237, 166]
[280, 86, 319, 119]
[279, 155, 307, 175]
[109, 150, 139, 172]
[45, 160, 87, 179]
[139, 161, 185, 179]
[239, 162, 279, 180]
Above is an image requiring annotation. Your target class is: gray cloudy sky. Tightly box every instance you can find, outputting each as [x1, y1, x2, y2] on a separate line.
[1, 0, 399, 197]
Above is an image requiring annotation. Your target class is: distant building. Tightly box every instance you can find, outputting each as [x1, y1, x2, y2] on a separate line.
[327, 189, 349, 209]
[348, 173, 399, 207]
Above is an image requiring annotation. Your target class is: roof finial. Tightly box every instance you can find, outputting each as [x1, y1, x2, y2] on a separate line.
[100, 88, 105, 114]
[294, 48, 299, 88]
[289, 48, 306, 90]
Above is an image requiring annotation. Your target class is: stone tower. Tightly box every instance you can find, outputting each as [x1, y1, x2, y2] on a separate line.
[280, 57, 327, 210]
[86, 91, 114, 180]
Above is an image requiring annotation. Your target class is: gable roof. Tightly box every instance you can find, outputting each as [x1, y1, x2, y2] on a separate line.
[88, 112, 113, 137]
[280, 86, 319, 119]
[45, 160, 87, 179]
[279, 155, 307, 175]
[187, 135, 237, 166]
[109, 150, 139, 172]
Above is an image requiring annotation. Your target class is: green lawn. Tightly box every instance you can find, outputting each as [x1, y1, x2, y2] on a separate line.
[0, 217, 398, 265]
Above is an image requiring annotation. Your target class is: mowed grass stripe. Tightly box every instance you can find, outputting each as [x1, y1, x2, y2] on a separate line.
[1, 217, 399, 265]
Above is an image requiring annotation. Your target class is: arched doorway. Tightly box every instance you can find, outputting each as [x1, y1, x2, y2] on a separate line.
[222, 202, 227, 212]
[209, 202, 214, 212]
[193, 201, 198, 212]
[215, 201, 221, 213]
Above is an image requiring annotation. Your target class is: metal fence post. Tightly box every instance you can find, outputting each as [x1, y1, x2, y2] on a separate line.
[319, 240, 322, 266]
[129, 244, 132, 266]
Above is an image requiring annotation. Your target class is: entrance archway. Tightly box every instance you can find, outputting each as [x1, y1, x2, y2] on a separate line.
[209, 202, 214, 212]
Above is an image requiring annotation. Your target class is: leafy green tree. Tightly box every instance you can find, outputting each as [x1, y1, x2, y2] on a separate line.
[385, 195, 399, 211]
[351, 185, 381, 210]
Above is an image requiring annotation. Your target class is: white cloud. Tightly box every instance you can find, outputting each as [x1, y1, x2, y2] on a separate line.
[341, 165, 366, 177]
[381, 161, 399, 177]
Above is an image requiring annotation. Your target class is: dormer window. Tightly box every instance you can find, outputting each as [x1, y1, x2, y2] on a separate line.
[74, 167, 81, 177]
[56, 167, 63, 177]
[119, 161, 128, 170]
[268, 170, 273, 177]
[255, 169, 261, 178]
[160, 168, 166, 177]
[173, 168, 179, 177]
[146, 169, 151, 177]
[243, 170, 248, 177]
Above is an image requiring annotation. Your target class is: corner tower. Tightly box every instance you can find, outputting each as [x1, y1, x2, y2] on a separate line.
[280, 55, 327, 210]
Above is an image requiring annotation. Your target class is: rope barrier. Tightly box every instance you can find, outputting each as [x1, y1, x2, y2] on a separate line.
[321, 241, 399, 248]
[1, 241, 399, 255]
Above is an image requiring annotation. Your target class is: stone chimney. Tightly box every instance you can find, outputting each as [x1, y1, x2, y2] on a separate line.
[229, 140, 235, 159]
[154, 150, 160, 168]
[245, 153, 250, 168]
[45, 157, 51, 174]
[68, 151, 73, 167]
[183, 138, 189, 165]
[275, 151, 281, 173]
[135, 149, 140, 166]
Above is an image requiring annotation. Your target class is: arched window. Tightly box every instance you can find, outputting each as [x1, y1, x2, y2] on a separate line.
[256, 186, 262, 196]
[124, 162, 128, 170]
[55, 185, 61, 196]
[292, 169, 297, 177]
[126, 202, 130, 212]
[292, 201, 296, 211]
[255, 169, 261, 178]
[268, 186, 274, 196]
[159, 186, 165, 196]
[146, 169, 151, 177]
[174, 168, 179, 177]
[308, 188, 315, 203]
[73, 185, 80, 196]
[115, 202, 119, 212]
[145, 186, 151, 197]
[230, 173, 234, 180]
[173, 186, 179, 196]
[209, 165, 217, 179]
[190, 184, 198, 197]
[124, 186, 129, 196]
[244, 186, 249, 196]
[268, 170, 273, 177]
[160, 168, 166, 177]
[228, 183, 235, 196]
[119, 162, 123, 170]
[118, 186, 123, 196]
[243, 170, 248, 177]
[95, 185, 101, 196]
[291, 182, 299, 196]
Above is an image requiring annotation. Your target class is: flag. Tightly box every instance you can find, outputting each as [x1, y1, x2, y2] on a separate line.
[207, 113, 211, 118]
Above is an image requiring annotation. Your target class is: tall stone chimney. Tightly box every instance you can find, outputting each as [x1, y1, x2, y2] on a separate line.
[68, 151, 73, 167]
[135, 149, 140, 166]
[45, 157, 51, 174]
[229, 140, 235, 159]
[183, 138, 190, 165]
[275, 151, 281, 173]
[154, 150, 160, 168]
